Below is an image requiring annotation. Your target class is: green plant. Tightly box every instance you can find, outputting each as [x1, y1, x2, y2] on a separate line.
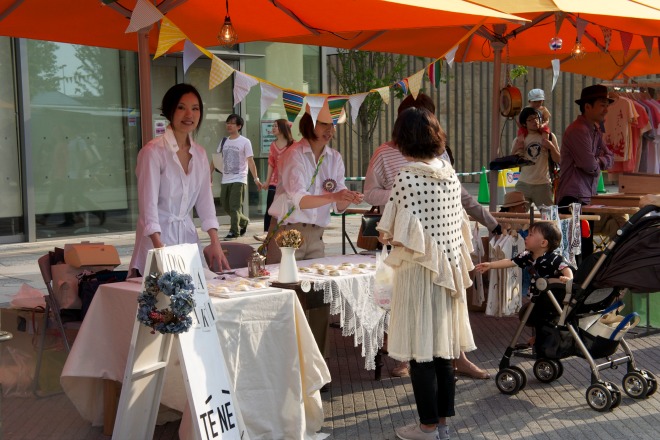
[510, 65, 528, 82]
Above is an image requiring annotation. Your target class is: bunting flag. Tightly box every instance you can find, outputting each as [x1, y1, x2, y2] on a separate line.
[601, 26, 612, 51]
[576, 17, 587, 43]
[154, 17, 187, 59]
[209, 56, 234, 90]
[408, 69, 425, 100]
[260, 82, 281, 117]
[445, 45, 458, 68]
[306, 95, 326, 126]
[233, 71, 259, 107]
[395, 79, 409, 96]
[555, 12, 565, 36]
[125, 0, 163, 33]
[551, 59, 560, 92]
[427, 59, 442, 87]
[620, 31, 633, 58]
[183, 40, 204, 74]
[282, 90, 305, 122]
[375, 86, 391, 105]
[327, 96, 349, 125]
[642, 36, 655, 56]
[348, 93, 369, 124]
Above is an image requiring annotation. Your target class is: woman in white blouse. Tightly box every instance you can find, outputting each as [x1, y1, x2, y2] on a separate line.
[129, 83, 229, 276]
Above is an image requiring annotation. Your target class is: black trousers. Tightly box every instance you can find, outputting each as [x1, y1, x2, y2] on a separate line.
[263, 185, 276, 232]
[410, 357, 455, 424]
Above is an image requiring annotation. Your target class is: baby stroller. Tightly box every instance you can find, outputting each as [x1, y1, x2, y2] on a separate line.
[495, 204, 660, 411]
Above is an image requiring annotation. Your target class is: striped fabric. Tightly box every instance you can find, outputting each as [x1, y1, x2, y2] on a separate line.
[283, 90, 305, 122]
[327, 96, 348, 124]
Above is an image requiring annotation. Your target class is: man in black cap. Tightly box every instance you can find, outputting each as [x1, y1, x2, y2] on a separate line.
[556, 84, 614, 258]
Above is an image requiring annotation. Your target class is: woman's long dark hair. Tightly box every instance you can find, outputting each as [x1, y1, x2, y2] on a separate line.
[275, 118, 295, 147]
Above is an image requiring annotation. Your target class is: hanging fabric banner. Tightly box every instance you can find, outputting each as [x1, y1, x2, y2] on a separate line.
[408, 69, 425, 100]
[326, 96, 349, 125]
[551, 59, 560, 91]
[260, 82, 281, 117]
[555, 12, 565, 36]
[375, 86, 391, 106]
[233, 71, 259, 107]
[183, 40, 204, 74]
[427, 59, 442, 87]
[154, 17, 187, 59]
[306, 95, 326, 126]
[395, 79, 409, 96]
[620, 31, 633, 58]
[126, 0, 164, 33]
[283, 90, 305, 122]
[348, 93, 369, 124]
[209, 56, 234, 90]
[601, 26, 612, 51]
[445, 45, 458, 68]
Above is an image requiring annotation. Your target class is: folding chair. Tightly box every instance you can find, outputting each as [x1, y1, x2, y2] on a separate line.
[216, 242, 256, 269]
[33, 253, 82, 397]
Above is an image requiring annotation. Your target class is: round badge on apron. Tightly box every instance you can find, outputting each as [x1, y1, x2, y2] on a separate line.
[322, 178, 337, 193]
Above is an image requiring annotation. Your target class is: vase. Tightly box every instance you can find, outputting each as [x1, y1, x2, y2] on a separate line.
[278, 247, 299, 283]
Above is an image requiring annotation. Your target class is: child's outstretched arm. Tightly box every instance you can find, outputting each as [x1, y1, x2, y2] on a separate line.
[475, 259, 516, 273]
[558, 266, 573, 283]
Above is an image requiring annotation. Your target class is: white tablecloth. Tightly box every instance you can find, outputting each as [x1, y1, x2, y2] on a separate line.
[237, 253, 387, 370]
[60, 281, 330, 440]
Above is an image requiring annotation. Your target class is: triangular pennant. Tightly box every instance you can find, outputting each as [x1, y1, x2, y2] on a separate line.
[126, 0, 164, 33]
[327, 96, 349, 125]
[348, 93, 369, 124]
[183, 40, 204, 74]
[427, 59, 442, 88]
[154, 17, 187, 59]
[551, 59, 560, 92]
[576, 17, 587, 43]
[209, 56, 234, 90]
[395, 79, 409, 96]
[445, 45, 458, 68]
[601, 26, 612, 51]
[620, 31, 633, 58]
[260, 82, 281, 117]
[282, 90, 305, 122]
[375, 86, 391, 106]
[555, 12, 565, 36]
[408, 70, 425, 100]
[306, 95, 326, 127]
[233, 71, 259, 107]
[642, 36, 654, 57]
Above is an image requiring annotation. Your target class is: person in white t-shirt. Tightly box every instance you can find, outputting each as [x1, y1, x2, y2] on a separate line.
[215, 113, 260, 240]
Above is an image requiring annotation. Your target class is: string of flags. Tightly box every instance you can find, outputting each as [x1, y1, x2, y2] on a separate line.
[125, 0, 472, 126]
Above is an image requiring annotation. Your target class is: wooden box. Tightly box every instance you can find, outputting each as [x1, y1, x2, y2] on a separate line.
[618, 173, 660, 195]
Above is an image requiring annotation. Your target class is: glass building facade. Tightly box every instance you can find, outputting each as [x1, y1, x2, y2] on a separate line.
[0, 38, 321, 244]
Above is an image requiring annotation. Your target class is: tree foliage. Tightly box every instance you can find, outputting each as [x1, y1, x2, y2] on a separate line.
[330, 50, 406, 173]
[26, 40, 60, 96]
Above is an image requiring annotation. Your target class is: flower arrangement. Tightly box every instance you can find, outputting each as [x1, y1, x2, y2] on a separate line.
[275, 229, 303, 249]
[137, 271, 196, 334]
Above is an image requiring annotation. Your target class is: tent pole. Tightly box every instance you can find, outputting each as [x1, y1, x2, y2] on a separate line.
[138, 26, 153, 145]
[489, 40, 505, 212]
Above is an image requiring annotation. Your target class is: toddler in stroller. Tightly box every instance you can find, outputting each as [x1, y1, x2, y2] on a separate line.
[485, 205, 659, 412]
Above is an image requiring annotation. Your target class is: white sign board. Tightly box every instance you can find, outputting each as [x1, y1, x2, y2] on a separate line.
[113, 244, 245, 440]
[260, 120, 276, 155]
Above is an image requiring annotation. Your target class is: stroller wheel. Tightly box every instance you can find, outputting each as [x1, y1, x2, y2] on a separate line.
[551, 360, 564, 379]
[509, 366, 528, 390]
[622, 371, 649, 399]
[534, 359, 559, 383]
[586, 383, 613, 412]
[640, 370, 657, 397]
[496, 368, 523, 395]
[605, 382, 622, 409]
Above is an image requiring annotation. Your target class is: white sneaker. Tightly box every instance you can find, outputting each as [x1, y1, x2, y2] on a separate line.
[395, 423, 440, 440]
[438, 424, 450, 440]
[253, 233, 267, 242]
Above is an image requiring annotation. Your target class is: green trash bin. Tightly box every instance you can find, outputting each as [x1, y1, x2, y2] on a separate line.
[622, 291, 660, 328]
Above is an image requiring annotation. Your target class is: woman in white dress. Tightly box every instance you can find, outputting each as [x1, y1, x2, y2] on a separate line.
[377, 107, 475, 440]
[129, 83, 229, 275]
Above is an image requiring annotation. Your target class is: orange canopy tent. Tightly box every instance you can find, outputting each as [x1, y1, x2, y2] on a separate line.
[0, 0, 522, 142]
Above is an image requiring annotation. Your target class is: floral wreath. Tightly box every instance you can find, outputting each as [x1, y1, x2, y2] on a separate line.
[137, 271, 196, 334]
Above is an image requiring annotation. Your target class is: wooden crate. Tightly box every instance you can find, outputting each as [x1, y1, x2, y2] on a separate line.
[618, 173, 660, 195]
[591, 193, 643, 207]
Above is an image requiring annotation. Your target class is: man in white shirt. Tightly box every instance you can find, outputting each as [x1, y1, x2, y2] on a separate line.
[217, 114, 260, 240]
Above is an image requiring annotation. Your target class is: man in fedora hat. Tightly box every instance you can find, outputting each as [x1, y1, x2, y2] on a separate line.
[556, 85, 614, 258]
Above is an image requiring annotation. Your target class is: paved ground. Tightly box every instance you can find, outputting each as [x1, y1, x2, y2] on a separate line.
[3, 183, 659, 439]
